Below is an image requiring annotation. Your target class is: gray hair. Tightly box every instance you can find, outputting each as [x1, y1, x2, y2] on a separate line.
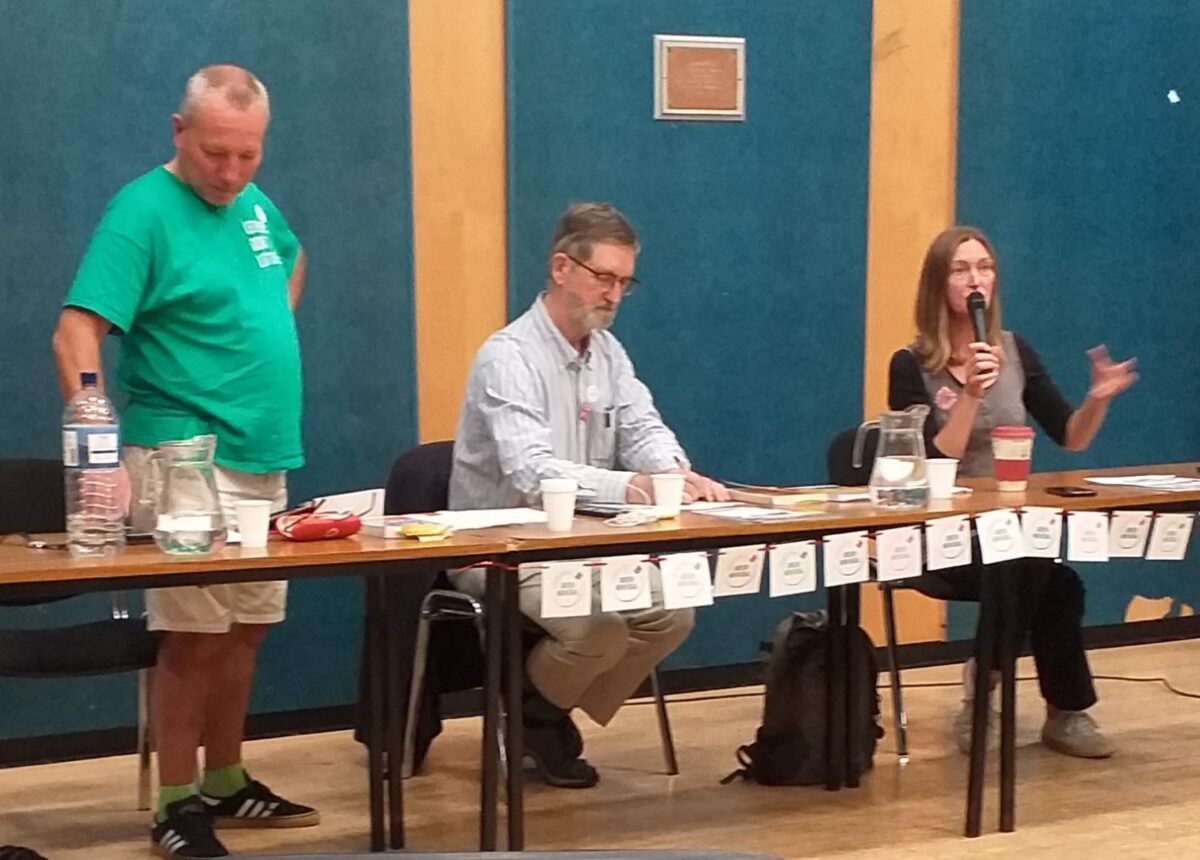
[178, 65, 270, 121]
[548, 202, 640, 264]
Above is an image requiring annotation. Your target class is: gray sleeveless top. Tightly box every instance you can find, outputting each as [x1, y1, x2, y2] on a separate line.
[912, 330, 1026, 478]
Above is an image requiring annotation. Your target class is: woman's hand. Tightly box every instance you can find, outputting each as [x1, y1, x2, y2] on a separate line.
[1086, 345, 1138, 402]
[962, 341, 1002, 398]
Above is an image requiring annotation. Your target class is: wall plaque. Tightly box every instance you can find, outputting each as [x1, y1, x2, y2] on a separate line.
[654, 34, 745, 121]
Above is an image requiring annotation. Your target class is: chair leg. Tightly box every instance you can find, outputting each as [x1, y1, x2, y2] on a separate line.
[137, 666, 154, 811]
[401, 609, 434, 780]
[880, 584, 909, 762]
[650, 667, 679, 775]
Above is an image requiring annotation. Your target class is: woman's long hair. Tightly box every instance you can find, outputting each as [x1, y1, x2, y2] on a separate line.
[912, 225, 1003, 372]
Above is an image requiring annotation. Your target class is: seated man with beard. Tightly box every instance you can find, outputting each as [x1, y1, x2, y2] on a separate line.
[448, 202, 728, 788]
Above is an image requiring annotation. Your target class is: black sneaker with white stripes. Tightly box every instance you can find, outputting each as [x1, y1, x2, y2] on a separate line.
[200, 779, 320, 829]
[151, 796, 228, 858]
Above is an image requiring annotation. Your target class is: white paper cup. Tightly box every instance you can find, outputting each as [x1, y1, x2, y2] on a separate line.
[540, 478, 578, 533]
[651, 472, 686, 516]
[926, 458, 960, 500]
[235, 499, 272, 548]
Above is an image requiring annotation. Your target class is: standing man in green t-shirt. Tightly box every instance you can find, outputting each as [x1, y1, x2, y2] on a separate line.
[52, 65, 315, 859]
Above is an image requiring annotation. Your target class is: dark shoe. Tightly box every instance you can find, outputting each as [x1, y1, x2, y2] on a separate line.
[151, 796, 229, 858]
[523, 720, 599, 789]
[522, 688, 584, 761]
[557, 711, 584, 760]
[200, 779, 320, 828]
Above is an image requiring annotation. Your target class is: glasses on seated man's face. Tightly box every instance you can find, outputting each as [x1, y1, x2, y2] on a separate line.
[566, 254, 641, 296]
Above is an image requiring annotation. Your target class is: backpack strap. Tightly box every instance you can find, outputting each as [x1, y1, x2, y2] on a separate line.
[719, 745, 755, 784]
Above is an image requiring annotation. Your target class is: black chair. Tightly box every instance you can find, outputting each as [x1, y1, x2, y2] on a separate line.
[825, 428, 908, 759]
[385, 441, 678, 778]
[0, 458, 159, 808]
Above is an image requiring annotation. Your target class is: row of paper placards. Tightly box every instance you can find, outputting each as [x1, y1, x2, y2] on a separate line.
[513, 509, 1196, 616]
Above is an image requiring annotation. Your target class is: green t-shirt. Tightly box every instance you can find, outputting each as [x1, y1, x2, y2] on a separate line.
[65, 167, 304, 473]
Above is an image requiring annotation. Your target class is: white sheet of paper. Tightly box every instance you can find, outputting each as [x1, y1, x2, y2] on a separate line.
[976, 509, 1026, 565]
[1146, 513, 1195, 561]
[823, 531, 870, 586]
[926, 515, 973, 571]
[1066, 511, 1110, 562]
[1108, 510, 1153, 558]
[411, 507, 548, 530]
[316, 488, 384, 518]
[598, 556, 654, 612]
[531, 561, 593, 618]
[713, 545, 765, 597]
[1021, 506, 1063, 559]
[768, 541, 817, 596]
[659, 551, 715, 609]
[875, 526, 922, 582]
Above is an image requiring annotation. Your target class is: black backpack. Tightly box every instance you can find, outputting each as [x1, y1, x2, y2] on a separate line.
[723, 610, 882, 786]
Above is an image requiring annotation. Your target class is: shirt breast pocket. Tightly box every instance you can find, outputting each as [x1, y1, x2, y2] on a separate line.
[588, 405, 617, 467]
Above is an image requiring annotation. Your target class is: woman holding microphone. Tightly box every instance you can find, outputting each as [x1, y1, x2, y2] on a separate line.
[888, 226, 1138, 758]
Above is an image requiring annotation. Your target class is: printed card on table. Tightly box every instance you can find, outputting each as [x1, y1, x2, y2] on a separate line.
[659, 551, 715, 609]
[1108, 511, 1152, 558]
[823, 531, 870, 586]
[1021, 506, 1063, 559]
[976, 509, 1026, 565]
[529, 561, 593, 618]
[926, 515, 973, 571]
[599, 556, 654, 612]
[1146, 513, 1195, 561]
[875, 526, 923, 582]
[768, 540, 818, 596]
[1066, 512, 1109, 562]
[713, 545, 765, 597]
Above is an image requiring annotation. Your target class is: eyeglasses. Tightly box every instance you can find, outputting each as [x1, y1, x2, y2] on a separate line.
[948, 260, 996, 284]
[565, 254, 641, 296]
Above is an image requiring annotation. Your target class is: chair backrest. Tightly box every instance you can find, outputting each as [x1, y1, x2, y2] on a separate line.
[0, 458, 65, 534]
[385, 441, 455, 515]
[825, 426, 878, 487]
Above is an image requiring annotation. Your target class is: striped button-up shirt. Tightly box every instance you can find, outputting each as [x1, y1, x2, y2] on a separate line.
[449, 295, 688, 509]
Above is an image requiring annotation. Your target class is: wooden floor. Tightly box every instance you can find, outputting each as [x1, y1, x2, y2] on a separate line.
[6, 640, 1200, 858]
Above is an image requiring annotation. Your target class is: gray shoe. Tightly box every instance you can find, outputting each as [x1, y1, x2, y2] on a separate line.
[1041, 710, 1115, 759]
[954, 698, 999, 755]
[954, 657, 999, 755]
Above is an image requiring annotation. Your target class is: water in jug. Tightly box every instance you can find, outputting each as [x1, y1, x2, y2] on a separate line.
[138, 435, 227, 555]
[852, 405, 930, 508]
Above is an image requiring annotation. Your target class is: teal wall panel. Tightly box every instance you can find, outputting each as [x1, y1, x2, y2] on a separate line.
[507, 1, 873, 667]
[951, 1, 1200, 639]
[0, 0, 414, 739]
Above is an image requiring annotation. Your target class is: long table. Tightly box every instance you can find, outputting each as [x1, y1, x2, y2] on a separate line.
[4, 462, 1200, 853]
[0, 533, 512, 853]
[474, 462, 1200, 844]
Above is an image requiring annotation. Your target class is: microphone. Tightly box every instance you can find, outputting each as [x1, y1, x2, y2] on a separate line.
[967, 291, 988, 343]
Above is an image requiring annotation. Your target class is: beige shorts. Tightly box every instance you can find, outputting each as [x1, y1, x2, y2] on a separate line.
[126, 445, 289, 634]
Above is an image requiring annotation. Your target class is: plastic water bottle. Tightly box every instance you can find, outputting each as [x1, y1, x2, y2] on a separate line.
[62, 372, 126, 558]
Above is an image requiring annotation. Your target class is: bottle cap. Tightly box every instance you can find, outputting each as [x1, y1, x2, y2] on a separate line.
[80, 371, 98, 387]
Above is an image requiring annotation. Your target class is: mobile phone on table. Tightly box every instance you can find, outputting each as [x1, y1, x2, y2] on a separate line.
[1045, 485, 1097, 497]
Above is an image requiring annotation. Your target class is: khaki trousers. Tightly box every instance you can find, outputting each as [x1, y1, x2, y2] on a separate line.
[451, 565, 694, 725]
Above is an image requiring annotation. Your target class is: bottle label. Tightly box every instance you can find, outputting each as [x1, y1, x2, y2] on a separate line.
[63, 424, 121, 469]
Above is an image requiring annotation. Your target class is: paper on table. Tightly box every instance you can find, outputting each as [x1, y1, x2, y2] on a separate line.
[697, 505, 822, 523]
[1085, 475, 1200, 492]
[405, 508, 549, 530]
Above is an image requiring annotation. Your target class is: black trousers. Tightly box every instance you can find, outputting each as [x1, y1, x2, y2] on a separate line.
[910, 557, 1097, 712]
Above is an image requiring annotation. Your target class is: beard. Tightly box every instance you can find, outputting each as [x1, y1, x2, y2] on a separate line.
[566, 293, 618, 332]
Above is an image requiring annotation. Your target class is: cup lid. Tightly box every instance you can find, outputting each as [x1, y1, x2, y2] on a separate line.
[991, 425, 1034, 439]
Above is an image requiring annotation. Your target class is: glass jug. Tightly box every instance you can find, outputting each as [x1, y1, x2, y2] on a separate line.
[137, 435, 227, 555]
[852, 405, 930, 508]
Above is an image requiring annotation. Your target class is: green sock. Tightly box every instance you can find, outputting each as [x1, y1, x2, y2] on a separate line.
[156, 783, 198, 823]
[201, 763, 250, 799]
